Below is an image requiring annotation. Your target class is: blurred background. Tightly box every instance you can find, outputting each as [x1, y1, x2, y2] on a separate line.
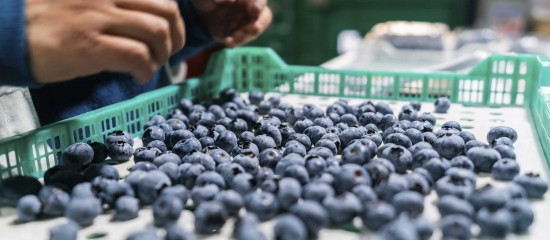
[246, 0, 550, 67]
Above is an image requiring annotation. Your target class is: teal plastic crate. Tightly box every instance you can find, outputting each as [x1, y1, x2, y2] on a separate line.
[1, 47, 549, 180]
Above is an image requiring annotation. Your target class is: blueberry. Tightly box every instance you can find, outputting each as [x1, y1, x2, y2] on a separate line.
[244, 191, 280, 221]
[313, 116, 334, 129]
[229, 118, 248, 135]
[449, 156, 475, 171]
[233, 213, 266, 240]
[458, 131, 475, 143]
[315, 138, 338, 155]
[127, 228, 162, 240]
[133, 147, 162, 163]
[152, 153, 180, 167]
[231, 173, 257, 195]
[492, 159, 520, 181]
[113, 196, 139, 221]
[487, 126, 518, 143]
[434, 175, 474, 199]
[434, 134, 465, 159]
[106, 130, 134, 146]
[380, 145, 413, 173]
[152, 195, 183, 228]
[207, 148, 231, 165]
[302, 181, 335, 202]
[493, 144, 516, 159]
[379, 114, 398, 131]
[208, 105, 226, 120]
[283, 164, 310, 185]
[365, 159, 395, 186]
[165, 224, 195, 240]
[436, 195, 474, 218]
[83, 164, 119, 182]
[322, 192, 362, 226]
[379, 214, 419, 240]
[375, 102, 393, 115]
[258, 148, 282, 169]
[132, 161, 158, 172]
[89, 142, 108, 164]
[233, 153, 260, 175]
[359, 112, 382, 127]
[215, 130, 238, 153]
[464, 139, 488, 153]
[417, 112, 436, 126]
[408, 142, 433, 154]
[142, 126, 165, 146]
[434, 97, 451, 113]
[49, 221, 80, 240]
[491, 137, 514, 148]
[513, 172, 548, 198]
[146, 114, 166, 127]
[440, 214, 472, 240]
[383, 126, 406, 140]
[412, 149, 440, 169]
[508, 183, 528, 199]
[273, 214, 308, 240]
[277, 177, 302, 210]
[445, 167, 476, 185]
[284, 140, 307, 157]
[172, 138, 202, 158]
[405, 172, 431, 195]
[341, 142, 372, 165]
[422, 157, 450, 181]
[333, 164, 371, 195]
[160, 185, 189, 206]
[16, 195, 41, 222]
[166, 129, 195, 149]
[506, 199, 534, 233]
[65, 197, 102, 226]
[93, 178, 134, 207]
[360, 201, 395, 231]
[166, 118, 187, 131]
[398, 106, 418, 121]
[467, 146, 501, 172]
[468, 184, 510, 211]
[218, 163, 244, 185]
[422, 132, 437, 145]
[61, 143, 94, 170]
[71, 182, 95, 199]
[213, 190, 244, 217]
[39, 186, 70, 217]
[191, 184, 220, 205]
[199, 136, 215, 148]
[238, 131, 255, 143]
[409, 215, 434, 240]
[275, 153, 305, 175]
[192, 125, 209, 139]
[391, 191, 424, 215]
[291, 200, 329, 238]
[401, 129, 423, 145]
[136, 170, 171, 204]
[304, 155, 326, 177]
[287, 133, 312, 151]
[375, 173, 409, 202]
[477, 207, 512, 238]
[412, 168, 434, 186]
[179, 99, 193, 114]
[351, 184, 378, 203]
[307, 147, 334, 160]
[107, 141, 133, 162]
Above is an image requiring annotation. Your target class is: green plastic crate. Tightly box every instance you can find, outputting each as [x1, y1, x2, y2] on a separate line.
[1, 47, 549, 180]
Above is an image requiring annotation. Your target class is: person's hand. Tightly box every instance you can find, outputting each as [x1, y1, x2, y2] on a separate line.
[26, 0, 186, 84]
[191, 0, 273, 48]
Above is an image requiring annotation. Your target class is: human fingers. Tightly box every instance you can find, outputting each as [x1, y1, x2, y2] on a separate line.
[103, 10, 171, 66]
[93, 35, 159, 84]
[224, 6, 272, 47]
[114, 0, 186, 54]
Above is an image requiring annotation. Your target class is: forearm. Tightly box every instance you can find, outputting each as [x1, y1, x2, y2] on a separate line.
[0, 2, 41, 88]
[170, 0, 215, 64]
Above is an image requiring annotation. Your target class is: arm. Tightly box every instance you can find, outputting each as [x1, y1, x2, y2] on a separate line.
[0, 2, 40, 87]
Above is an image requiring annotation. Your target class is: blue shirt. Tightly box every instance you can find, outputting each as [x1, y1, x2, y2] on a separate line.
[0, 0, 214, 125]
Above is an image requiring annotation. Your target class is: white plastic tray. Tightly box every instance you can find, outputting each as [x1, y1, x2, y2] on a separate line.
[0, 94, 548, 240]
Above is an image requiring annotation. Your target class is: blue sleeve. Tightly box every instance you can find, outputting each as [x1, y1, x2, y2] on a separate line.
[170, 0, 215, 65]
[0, 1, 41, 88]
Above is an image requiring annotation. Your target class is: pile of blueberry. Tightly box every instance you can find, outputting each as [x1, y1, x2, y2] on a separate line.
[0, 89, 548, 240]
